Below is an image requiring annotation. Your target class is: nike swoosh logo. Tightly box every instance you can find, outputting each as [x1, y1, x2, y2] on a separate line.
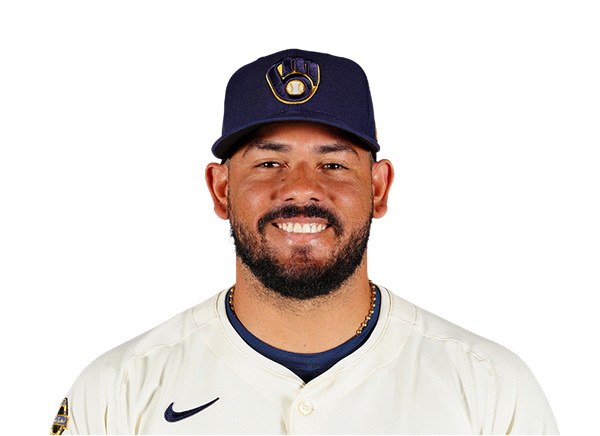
[164, 398, 219, 423]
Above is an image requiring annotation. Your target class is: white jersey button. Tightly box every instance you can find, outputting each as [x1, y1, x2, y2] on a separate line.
[298, 400, 314, 415]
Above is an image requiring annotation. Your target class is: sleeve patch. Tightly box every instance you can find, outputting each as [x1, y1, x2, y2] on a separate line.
[50, 398, 69, 435]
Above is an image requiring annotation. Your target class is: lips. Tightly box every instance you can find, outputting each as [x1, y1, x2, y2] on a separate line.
[258, 204, 342, 236]
[275, 222, 329, 234]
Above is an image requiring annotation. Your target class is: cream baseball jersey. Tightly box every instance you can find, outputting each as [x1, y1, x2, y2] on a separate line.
[52, 286, 558, 434]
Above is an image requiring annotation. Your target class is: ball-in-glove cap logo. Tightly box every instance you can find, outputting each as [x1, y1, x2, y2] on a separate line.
[266, 57, 320, 104]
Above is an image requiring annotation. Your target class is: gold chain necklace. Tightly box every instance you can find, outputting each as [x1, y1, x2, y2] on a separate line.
[228, 281, 377, 336]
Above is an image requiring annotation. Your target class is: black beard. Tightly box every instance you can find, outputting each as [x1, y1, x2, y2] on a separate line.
[229, 203, 372, 300]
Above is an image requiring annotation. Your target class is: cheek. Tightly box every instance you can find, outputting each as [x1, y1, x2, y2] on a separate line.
[232, 171, 276, 199]
[329, 181, 373, 221]
[229, 179, 275, 225]
[332, 186, 373, 228]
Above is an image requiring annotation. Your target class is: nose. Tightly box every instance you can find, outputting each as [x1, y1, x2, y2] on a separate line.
[277, 162, 326, 204]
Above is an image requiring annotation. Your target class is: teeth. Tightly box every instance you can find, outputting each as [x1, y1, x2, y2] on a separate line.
[276, 222, 327, 234]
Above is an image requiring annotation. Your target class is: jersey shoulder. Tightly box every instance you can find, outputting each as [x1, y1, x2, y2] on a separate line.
[387, 289, 518, 368]
[383, 288, 558, 434]
[59, 292, 222, 434]
[87, 291, 219, 373]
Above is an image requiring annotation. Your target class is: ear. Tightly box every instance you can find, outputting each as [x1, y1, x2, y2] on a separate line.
[371, 159, 394, 219]
[205, 162, 229, 220]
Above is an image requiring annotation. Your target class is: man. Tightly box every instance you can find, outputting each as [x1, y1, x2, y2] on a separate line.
[52, 49, 558, 434]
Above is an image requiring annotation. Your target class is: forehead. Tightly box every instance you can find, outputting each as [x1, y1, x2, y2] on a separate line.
[232, 121, 370, 159]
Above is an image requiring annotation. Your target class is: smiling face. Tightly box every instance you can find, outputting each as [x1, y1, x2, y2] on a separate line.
[206, 121, 393, 300]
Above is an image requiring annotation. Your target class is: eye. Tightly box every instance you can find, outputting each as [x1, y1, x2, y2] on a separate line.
[322, 163, 345, 170]
[256, 161, 282, 169]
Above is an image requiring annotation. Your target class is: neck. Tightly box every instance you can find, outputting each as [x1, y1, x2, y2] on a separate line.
[231, 257, 373, 353]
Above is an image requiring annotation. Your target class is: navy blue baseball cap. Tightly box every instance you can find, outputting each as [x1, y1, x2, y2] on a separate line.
[211, 48, 380, 160]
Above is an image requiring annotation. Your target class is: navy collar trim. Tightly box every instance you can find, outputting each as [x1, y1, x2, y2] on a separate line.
[225, 286, 381, 383]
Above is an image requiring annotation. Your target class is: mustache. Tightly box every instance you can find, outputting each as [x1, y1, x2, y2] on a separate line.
[257, 204, 343, 236]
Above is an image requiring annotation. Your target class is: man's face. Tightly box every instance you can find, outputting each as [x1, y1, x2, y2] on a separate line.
[218, 122, 384, 300]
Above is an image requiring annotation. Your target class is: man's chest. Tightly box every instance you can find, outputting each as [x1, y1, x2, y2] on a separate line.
[123, 362, 479, 434]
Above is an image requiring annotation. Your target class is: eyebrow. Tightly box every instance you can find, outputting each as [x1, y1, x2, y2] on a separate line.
[241, 140, 291, 159]
[315, 142, 359, 158]
[241, 140, 359, 159]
